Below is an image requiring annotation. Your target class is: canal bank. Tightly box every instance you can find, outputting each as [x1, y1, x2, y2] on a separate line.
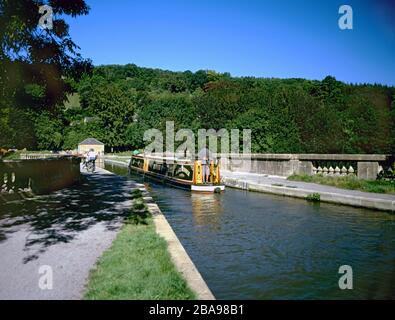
[143, 192, 215, 300]
[221, 171, 395, 212]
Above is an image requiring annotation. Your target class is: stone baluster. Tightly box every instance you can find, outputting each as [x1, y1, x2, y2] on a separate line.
[334, 166, 340, 176]
[348, 166, 355, 176]
[341, 166, 347, 176]
[328, 166, 334, 176]
[1, 173, 6, 192]
[312, 166, 317, 175]
[10, 172, 16, 193]
[317, 166, 323, 175]
[323, 167, 328, 176]
[5, 172, 12, 192]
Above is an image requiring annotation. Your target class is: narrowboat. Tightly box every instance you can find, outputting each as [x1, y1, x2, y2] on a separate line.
[128, 155, 225, 193]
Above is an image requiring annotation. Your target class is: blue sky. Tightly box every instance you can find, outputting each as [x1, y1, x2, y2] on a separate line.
[65, 0, 395, 85]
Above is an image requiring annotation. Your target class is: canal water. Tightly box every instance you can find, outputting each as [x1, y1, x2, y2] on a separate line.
[106, 163, 395, 299]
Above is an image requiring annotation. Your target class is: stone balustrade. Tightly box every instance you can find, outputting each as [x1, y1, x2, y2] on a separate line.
[312, 165, 355, 176]
[20, 153, 73, 160]
[218, 153, 393, 180]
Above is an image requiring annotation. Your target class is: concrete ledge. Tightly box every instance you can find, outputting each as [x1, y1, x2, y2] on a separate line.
[145, 199, 215, 300]
[296, 154, 388, 161]
[223, 177, 395, 213]
[218, 153, 388, 161]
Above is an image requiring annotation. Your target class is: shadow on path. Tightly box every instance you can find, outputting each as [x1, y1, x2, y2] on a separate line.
[0, 171, 137, 263]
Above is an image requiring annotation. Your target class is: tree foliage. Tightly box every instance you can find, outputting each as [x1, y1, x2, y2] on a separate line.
[56, 65, 393, 154]
[1, 49, 394, 153]
[0, 0, 91, 148]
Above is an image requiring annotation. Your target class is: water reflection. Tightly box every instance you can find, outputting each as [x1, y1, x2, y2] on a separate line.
[191, 193, 223, 227]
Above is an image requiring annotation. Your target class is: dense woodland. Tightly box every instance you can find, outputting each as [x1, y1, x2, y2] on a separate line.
[1, 1, 394, 155]
[2, 63, 395, 154]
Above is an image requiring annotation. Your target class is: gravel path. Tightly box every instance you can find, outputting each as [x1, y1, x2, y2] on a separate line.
[0, 167, 136, 300]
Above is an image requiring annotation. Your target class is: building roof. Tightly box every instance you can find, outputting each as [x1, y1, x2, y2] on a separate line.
[78, 138, 104, 146]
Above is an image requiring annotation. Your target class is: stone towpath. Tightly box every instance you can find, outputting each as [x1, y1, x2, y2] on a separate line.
[0, 167, 137, 299]
[221, 170, 395, 212]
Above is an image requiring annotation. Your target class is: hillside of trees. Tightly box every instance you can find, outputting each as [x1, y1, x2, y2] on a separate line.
[2, 63, 395, 154]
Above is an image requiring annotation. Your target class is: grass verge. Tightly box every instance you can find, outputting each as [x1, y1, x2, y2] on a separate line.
[84, 190, 196, 300]
[288, 174, 395, 194]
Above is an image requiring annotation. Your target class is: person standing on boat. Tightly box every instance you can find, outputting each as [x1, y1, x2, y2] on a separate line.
[198, 147, 214, 183]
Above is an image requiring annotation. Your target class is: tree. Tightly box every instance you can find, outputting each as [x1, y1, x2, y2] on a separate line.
[0, 0, 91, 149]
[310, 76, 345, 105]
[0, 107, 36, 149]
[34, 112, 63, 150]
[62, 120, 102, 150]
[194, 80, 243, 129]
[230, 87, 302, 153]
[0, 0, 91, 109]
[86, 83, 136, 149]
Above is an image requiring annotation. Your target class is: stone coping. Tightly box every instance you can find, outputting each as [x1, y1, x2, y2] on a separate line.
[105, 153, 390, 162]
[222, 177, 395, 212]
[218, 153, 388, 161]
[145, 198, 215, 300]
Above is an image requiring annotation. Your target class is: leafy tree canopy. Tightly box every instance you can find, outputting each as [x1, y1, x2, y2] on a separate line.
[0, 0, 92, 148]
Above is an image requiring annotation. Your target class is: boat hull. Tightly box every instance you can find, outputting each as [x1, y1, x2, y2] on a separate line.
[128, 165, 225, 193]
[191, 185, 225, 193]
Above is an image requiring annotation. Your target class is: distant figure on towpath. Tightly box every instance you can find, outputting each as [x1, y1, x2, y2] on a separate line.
[86, 149, 98, 172]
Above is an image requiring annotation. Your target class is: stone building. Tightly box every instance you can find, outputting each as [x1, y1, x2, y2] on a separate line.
[78, 138, 105, 157]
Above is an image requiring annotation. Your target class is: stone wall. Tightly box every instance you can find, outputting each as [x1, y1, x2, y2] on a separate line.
[219, 154, 390, 180]
[0, 157, 81, 197]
